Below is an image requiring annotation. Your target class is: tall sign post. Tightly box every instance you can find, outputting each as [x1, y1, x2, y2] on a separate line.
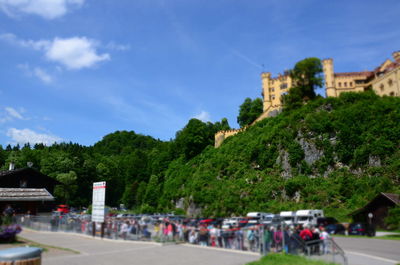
[92, 181, 106, 238]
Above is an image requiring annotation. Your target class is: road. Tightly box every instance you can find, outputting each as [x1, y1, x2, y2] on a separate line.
[18, 230, 400, 265]
[19, 230, 260, 265]
[333, 236, 400, 265]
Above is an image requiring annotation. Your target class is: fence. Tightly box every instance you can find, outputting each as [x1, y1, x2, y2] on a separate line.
[15, 214, 347, 265]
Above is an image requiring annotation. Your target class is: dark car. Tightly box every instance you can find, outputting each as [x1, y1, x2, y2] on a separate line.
[348, 223, 375, 236]
[325, 223, 346, 235]
[317, 217, 338, 227]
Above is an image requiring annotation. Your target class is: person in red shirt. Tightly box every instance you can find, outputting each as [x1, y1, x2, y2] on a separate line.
[299, 225, 313, 241]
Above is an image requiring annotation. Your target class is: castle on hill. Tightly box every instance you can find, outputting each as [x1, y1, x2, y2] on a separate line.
[215, 51, 400, 147]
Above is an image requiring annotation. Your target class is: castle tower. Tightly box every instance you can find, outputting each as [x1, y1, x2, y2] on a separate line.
[393, 51, 400, 62]
[261, 72, 272, 111]
[322, 58, 336, 97]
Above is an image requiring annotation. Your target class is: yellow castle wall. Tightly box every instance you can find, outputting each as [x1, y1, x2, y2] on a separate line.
[214, 51, 400, 147]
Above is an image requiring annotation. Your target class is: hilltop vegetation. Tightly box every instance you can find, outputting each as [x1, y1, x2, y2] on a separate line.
[1, 91, 399, 221]
[160, 91, 400, 219]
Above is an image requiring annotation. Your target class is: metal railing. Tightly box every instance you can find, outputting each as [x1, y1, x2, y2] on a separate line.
[15, 215, 347, 264]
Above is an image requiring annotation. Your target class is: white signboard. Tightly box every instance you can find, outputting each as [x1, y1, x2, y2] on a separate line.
[92, 181, 106, 223]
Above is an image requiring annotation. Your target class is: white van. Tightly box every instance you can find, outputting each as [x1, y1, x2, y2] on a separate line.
[246, 212, 274, 225]
[222, 217, 242, 229]
[261, 213, 275, 224]
[295, 209, 324, 226]
[280, 211, 296, 225]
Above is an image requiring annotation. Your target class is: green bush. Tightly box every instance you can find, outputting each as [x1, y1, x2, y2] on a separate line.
[385, 207, 400, 230]
[247, 253, 337, 265]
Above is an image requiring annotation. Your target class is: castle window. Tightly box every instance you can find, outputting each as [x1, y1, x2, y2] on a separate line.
[271, 88, 275, 92]
[350, 82, 353, 86]
[344, 82, 347, 87]
[280, 83, 288, 90]
[390, 92, 395, 96]
[380, 84, 384, 91]
[338, 82, 342, 87]
[271, 95, 275, 100]
[388, 79, 393, 87]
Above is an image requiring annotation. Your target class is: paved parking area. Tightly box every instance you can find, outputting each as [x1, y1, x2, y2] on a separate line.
[20, 230, 260, 265]
[333, 237, 400, 265]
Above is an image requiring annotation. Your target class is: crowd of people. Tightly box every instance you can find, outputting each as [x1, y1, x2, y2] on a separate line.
[19, 214, 333, 256]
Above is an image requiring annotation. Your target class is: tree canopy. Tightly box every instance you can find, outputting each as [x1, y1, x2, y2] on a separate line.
[237, 97, 263, 127]
[283, 57, 323, 110]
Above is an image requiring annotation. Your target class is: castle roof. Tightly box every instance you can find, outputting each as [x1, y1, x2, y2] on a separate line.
[334, 71, 374, 78]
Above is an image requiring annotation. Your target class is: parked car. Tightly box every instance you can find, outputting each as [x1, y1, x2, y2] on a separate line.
[317, 217, 339, 227]
[325, 223, 346, 235]
[348, 223, 375, 237]
[56, 205, 70, 214]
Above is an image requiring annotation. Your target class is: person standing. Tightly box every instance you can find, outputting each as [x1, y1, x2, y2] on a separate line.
[120, 221, 129, 240]
[320, 227, 330, 254]
[274, 226, 283, 252]
[263, 226, 273, 255]
[247, 228, 256, 251]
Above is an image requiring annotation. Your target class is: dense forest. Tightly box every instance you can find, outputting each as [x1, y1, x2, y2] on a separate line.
[1, 91, 399, 221]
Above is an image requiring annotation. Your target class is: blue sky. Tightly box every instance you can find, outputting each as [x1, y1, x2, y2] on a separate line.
[0, 0, 399, 146]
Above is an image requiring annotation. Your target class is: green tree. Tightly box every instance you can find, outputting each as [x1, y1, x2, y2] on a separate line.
[121, 181, 139, 209]
[143, 175, 160, 208]
[237, 97, 263, 127]
[135, 181, 147, 207]
[385, 207, 400, 230]
[54, 171, 78, 204]
[283, 57, 323, 110]
[213, 118, 231, 131]
[174, 118, 215, 160]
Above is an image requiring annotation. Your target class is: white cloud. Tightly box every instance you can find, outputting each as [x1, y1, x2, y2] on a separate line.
[0, 107, 26, 123]
[0, 0, 84, 19]
[5, 107, 24, 120]
[105, 41, 130, 51]
[33, 67, 52, 83]
[6, 128, 62, 145]
[2, 34, 110, 70]
[17, 63, 53, 83]
[46, 37, 110, 69]
[0, 33, 49, 50]
[194, 111, 211, 122]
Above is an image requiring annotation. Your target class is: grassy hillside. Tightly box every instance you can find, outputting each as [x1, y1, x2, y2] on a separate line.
[161, 92, 400, 219]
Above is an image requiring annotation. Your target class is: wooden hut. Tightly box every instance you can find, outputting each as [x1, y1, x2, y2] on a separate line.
[350, 193, 399, 228]
[0, 168, 59, 214]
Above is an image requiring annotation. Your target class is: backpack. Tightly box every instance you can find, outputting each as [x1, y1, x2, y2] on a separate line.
[247, 230, 255, 241]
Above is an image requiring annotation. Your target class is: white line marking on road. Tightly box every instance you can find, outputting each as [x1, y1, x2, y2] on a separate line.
[45, 245, 158, 261]
[182, 243, 261, 256]
[346, 251, 399, 264]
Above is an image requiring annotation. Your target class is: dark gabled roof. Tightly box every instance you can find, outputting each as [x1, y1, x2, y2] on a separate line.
[0, 188, 54, 201]
[349, 192, 399, 216]
[0, 168, 60, 186]
[382, 193, 400, 205]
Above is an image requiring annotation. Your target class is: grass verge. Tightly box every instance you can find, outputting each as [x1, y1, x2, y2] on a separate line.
[246, 253, 337, 265]
[333, 234, 400, 241]
[15, 236, 80, 254]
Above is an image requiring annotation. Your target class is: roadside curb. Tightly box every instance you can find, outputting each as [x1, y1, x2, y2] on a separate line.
[181, 243, 261, 256]
[22, 228, 163, 247]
